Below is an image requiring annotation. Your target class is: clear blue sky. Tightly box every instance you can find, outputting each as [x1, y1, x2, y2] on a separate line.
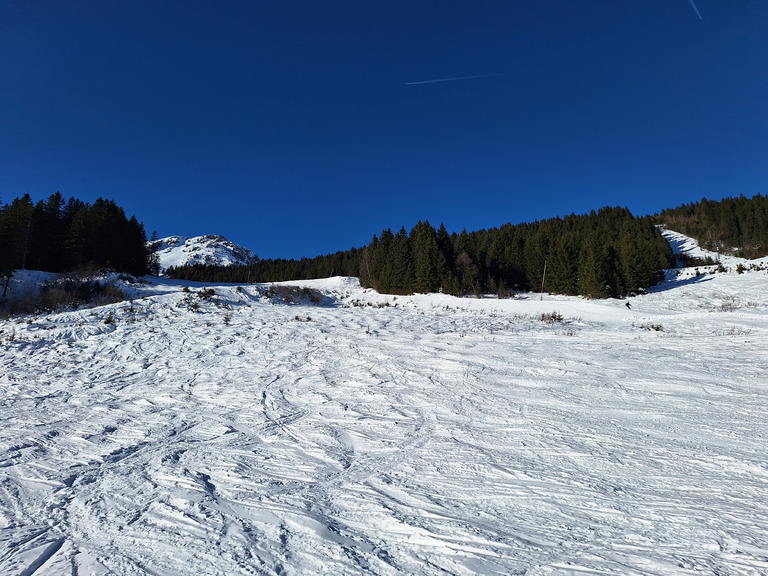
[2, 1, 767, 259]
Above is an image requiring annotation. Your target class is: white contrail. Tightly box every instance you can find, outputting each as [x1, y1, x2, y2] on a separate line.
[405, 72, 511, 86]
[688, 0, 703, 19]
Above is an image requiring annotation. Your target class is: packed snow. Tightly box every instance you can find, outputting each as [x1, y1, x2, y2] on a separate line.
[150, 235, 258, 272]
[1, 231, 767, 575]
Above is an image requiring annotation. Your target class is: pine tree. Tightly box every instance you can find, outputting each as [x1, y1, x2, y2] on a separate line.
[578, 232, 612, 298]
[0, 194, 34, 270]
[411, 221, 445, 293]
[546, 232, 579, 295]
[386, 227, 413, 294]
[454, 251, 477, 295]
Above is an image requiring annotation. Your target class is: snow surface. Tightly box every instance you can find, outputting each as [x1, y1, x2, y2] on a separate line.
[151, 235, 257, 272]
[1, 231, 767, 575]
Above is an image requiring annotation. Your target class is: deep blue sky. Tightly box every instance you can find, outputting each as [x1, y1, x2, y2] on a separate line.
[2, 1, 767, 258]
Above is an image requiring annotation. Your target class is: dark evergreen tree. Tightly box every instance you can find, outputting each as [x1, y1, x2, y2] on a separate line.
[386, 227, 414, 294]
[578, 232, 612, 298]
[453, 251, 478, 295]
[0, 194, 34, 270]
[411, 221, 445, 293]
[546, 231, 579, 295]
[0, 193, 149, 276]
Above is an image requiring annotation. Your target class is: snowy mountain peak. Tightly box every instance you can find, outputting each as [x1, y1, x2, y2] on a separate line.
[149, 234, 258, 272]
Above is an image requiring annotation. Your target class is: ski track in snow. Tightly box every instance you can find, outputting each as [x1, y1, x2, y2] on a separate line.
[1, 234, 767, 575]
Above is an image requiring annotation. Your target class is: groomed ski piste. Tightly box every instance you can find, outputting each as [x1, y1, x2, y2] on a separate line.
[1, 230, 766, 576]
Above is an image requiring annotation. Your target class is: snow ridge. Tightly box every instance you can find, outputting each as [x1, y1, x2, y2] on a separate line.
[149, 235, 257, 272]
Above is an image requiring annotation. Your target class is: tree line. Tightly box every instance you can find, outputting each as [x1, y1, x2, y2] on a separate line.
[652, 194, 768, 258]
[169, 206, 675, 299]
[6, 192, 761, 298]
[166, 248, 362, 285]
[0, 192, 150, 278]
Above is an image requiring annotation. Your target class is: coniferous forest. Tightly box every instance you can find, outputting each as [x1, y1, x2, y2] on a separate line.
[168, 206, 676, 299]
[0, 193, 150, 278]
[4, 192, 764, 299]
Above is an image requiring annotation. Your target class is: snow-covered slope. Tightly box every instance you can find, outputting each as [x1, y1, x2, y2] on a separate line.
[662, 226, 768, 267]
[1, 232, 767, 575]
[149, 235, 257, 272]
[661, 226, 768, 284]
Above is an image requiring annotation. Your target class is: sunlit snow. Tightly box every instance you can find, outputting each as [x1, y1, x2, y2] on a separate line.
[1, 231, 766, 575]
[151, 235, 257, 272]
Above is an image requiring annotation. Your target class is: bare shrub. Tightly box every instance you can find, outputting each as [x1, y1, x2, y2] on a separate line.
[2, 275, 128, 316]
[40, 277, 125, 311]
[266, 285, 325, 305]
[39, 286, 75, 311]
[197, 288, 216, 300]
[717, 297, 739, 312]
[539, 311, 564, 323]
[0, 292, 40, 317]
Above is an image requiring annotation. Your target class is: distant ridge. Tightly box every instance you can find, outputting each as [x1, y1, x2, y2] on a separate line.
[149, 235, 258, 273]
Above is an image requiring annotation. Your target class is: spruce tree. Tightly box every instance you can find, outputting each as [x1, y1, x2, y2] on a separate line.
[411, 221, 445, 293]
[0, 194, 34, 270]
